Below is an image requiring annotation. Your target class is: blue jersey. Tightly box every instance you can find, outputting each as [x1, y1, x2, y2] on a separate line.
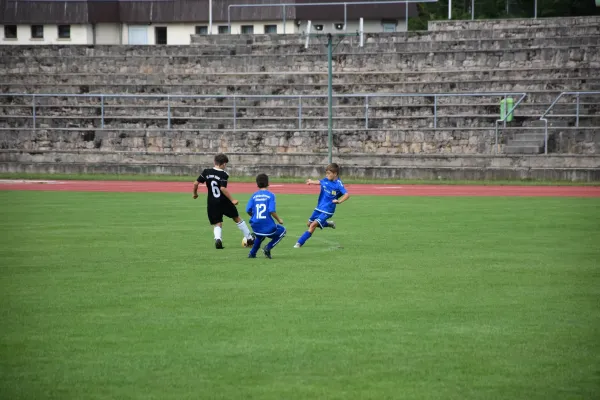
[315, 178, 347, 215]
[246, 189, 278, 235]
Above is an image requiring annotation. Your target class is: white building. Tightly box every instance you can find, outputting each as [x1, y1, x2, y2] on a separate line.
[0, 0, 417, 45]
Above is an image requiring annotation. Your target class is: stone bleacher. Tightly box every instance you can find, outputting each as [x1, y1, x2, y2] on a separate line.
[0, 15, 599, 180]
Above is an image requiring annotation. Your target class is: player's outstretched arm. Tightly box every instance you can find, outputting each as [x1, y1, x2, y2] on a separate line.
[271, 211, 284, 225]
[220, 186, 239, 205]
[193, 181, 200, 199]
[306, 179, 320, 185]
[333, 193, 350, 204]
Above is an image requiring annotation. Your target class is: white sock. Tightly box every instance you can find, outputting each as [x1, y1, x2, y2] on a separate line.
[236, 220, 252, 238]
[214, 226, 222, 240]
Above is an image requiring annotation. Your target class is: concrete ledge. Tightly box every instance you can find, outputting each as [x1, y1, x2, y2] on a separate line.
[2, 161, 598, 182]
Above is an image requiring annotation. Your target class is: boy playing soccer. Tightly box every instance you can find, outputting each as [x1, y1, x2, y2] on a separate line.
[294, 163, 350, 248]
[193, 153, 255, 249]
[246, 173, 286, 259]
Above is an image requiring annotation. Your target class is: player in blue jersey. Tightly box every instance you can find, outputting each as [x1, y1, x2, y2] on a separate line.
[294, 163, 350, 248]
[246, 173, 286, 259]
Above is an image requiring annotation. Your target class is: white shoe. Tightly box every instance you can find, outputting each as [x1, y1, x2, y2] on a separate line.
[327, 221, 336, 229]
[294, 243, 301, 248]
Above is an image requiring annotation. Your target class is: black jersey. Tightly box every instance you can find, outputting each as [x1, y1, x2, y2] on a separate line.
[197, 168, 230, 203]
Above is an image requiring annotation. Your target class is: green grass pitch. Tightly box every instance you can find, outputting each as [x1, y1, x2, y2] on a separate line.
[1, 191, 599, 399]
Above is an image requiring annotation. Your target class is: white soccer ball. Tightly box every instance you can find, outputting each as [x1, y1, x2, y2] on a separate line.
[242, 237, 249, 247]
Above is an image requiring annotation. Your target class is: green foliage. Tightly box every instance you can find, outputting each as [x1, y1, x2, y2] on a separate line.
[409, 0, 600, 31]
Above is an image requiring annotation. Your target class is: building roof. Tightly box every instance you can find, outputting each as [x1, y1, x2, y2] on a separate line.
[0, 0, 417, 24]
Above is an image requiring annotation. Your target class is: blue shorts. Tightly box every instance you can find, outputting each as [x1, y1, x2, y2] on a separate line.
[308, 210, 333, 229]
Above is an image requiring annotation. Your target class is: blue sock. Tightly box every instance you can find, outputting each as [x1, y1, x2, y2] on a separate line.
[297, 231, 312, 245]
[250, 236, 264, 256]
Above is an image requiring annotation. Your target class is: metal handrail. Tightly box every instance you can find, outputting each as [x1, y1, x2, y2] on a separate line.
[539, 91, 600, 154]
[1, 92, 526, 135]
[227, 0, 438, 34]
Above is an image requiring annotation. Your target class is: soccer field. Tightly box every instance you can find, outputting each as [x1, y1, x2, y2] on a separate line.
[1, 190, 599, 399]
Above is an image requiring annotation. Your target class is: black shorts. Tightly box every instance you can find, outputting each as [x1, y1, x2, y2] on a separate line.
[207, 200, 239, 225]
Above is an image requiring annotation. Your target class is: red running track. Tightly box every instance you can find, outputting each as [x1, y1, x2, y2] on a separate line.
[1, 180, 599, 197]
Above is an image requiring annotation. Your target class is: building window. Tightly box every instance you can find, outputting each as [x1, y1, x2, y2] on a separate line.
[334, 23, 344, 30]
[264, 24, 277, 34]
[241, 25, 254, 34]
[4, 25, 17, 39]
[382, 20, 397, 32]
[31, 25, 44, 39]
[58, 25, 71, 39]
[314, 24, 323, 31]
[195, 26, 208, 35]
[155, 27, 167, 44]
[218, 25, 229, 34]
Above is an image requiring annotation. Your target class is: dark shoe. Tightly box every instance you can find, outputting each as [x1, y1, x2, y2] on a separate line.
[263, 248, 272, 259]
[215, 239, 223, 249]
[246, 234, 256, 247]
[248, 252, 256, 258]
[327, 220, 336, 229]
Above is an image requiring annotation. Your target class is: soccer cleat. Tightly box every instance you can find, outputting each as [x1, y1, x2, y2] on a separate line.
[246, 234, 256, 247]
[293, 243, 301, 248]
[248, 253, 256, 258]
[327, 220, 336, 229]
[215, 239, 223, 249]
[263, 248, 272, 259]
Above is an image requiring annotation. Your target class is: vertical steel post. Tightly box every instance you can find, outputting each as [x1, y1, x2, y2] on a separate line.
[327, 34, 333, 164]
[365, 96, 369, 129]
[167, 95, 171, 129]
[434, 95, 437, 128]
[575, 93, 580, 127]
[32, 95, 36, 131]
[283, 5, 286, 34]
[298, 96, 303, 129]
[233, 96, 237, 131]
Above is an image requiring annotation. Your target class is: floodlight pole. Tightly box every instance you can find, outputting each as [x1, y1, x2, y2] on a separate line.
[309, 31, 359, 164]
[327, 33, 333, 164]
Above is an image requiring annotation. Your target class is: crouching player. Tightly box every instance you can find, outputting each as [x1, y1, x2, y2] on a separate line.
[246, 173, 286, 259]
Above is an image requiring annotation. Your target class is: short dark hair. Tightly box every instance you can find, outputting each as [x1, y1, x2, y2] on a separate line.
[214, 153, 229, 165]
[326, 163, 340, 175]
[256, 173, 269, 188]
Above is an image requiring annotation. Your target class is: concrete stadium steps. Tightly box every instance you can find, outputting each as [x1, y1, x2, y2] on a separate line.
[179, 35, 600, 54]
[2, 79, 596, 96]
[188, 25, 600, 46]
[3, 127, 595, 155]
[427, 16, 600, 31]
[1, 46, 597, 74]
[3, 67, 597, 85]
[3, 102, 568, 118]
[0, 114, 537, 130]
[0, 127, 515, 154]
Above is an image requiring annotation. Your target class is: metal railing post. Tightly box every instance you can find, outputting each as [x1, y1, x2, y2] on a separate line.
[364, 95, 369, 129]
[233, 96, 237, 131]
[541, 118, 548, 155]
[101, 95, 105, 129]
[575, 93, 580, 127]
[298, 96, 302, 129]
[434, 95, 437, 128]
[32, 94, 36, 131]
[344, 3, 347, 31]
[227, 6, 231, 34]
[503, 94, 507, 128]
[167, 95, 171, 129]
[283, 5, 286, 34]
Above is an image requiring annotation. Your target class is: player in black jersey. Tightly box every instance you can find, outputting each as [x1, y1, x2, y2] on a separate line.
[193, 154, 255, 249]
